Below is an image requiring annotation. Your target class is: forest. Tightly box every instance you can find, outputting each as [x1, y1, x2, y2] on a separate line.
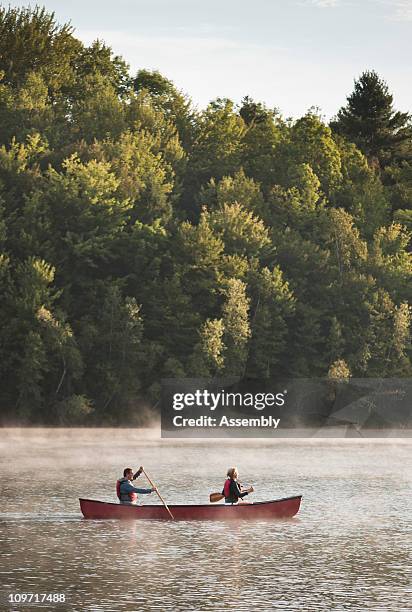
[0, 6, 411, 424]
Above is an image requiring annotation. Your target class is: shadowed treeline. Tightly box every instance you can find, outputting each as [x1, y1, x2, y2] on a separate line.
[0, 6, 411, 425]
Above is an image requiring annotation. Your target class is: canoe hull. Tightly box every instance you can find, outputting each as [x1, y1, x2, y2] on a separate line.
[79, 495, 302, 521]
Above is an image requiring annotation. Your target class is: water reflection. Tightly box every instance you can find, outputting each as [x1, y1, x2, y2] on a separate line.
[0, 429, 411, 610]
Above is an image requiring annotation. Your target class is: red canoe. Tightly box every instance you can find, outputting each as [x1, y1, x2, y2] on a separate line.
[79, 495, 302, 520]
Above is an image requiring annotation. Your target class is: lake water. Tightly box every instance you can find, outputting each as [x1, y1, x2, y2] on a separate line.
[0, 429, 411, 611]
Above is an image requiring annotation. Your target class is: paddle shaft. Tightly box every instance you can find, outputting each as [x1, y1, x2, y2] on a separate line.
[142, 469, 174, 520]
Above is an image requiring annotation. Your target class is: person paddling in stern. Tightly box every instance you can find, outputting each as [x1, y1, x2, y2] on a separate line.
[116, 467, 156, 505]
[223, 467, 254, 504]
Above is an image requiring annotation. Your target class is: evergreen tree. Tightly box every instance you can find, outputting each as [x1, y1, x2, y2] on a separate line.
[331, 70, 412, 168]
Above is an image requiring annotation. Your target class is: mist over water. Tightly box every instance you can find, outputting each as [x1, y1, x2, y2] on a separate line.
[1, 429, 411, 611]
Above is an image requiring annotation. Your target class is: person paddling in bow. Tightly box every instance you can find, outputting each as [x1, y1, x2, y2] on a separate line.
[223, 467, 254, 504]
[116, 467, 156, 505]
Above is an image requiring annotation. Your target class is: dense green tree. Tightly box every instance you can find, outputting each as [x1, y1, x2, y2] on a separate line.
[239, 97, 283, 190]
[245, 264, 295, 378]
[264, 164, 325, 237]
[368, 223, 412, 302]
[205, 203, 271, 258]
[331, 137, 390, 238]
[0, 71, 54, 145]
[393, 209, 412, 232]
[175, 212, 225, 315]
[239, 96, 274, 127]
[36, 305, 82, 401]
[0, 6, 81, 90]
[126, 91, 187, 186]
[183, 99, 246, 214]
[386, 161, 412, 214]
[221, 278, 251, 376]
[331, 70, 412, 168]
[359, 289, 411, 376]
[325, 208, 368, 281]
[272, 229, 334, 376]
[278, 112, 343, 197]
[82, 283, 144, 421]
[79, 130, 176, 224]
[73, 40, 131, 97]
[1, 257, 82, 421]
[70, 73, 126, 142]
[20, 154, 130, 260]
[189, 318, 225, 377]
[134, 69, 195, 149]
[199, 169, 266, 216]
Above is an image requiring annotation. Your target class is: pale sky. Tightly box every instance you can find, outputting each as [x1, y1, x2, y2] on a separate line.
[8, 0, 412, 119]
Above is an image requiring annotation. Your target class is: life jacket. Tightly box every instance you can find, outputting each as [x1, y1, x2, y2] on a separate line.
[116, 477, 138, 503]
[223, 478, 231, 498]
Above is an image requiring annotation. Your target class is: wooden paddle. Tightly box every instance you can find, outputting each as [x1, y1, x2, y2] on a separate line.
[142, 468, 174, 520]
[210, 492, 224, 503]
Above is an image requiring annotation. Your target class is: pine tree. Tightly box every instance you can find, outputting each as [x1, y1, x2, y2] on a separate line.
[331, 70, 412, 168]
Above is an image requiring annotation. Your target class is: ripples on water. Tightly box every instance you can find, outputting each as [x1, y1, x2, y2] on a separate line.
[0, 429, 411, 611]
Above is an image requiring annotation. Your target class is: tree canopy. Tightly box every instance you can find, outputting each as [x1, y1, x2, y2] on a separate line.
[0, 7, 410, 424]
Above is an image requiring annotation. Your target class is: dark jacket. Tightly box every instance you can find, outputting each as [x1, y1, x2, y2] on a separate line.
[222, 479, 248, 504]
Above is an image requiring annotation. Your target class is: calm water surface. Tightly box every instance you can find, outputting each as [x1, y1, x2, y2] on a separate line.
[0, 429, 411, 611]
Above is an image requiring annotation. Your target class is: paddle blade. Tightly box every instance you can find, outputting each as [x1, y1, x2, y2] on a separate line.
[209, 492, 224, 503]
